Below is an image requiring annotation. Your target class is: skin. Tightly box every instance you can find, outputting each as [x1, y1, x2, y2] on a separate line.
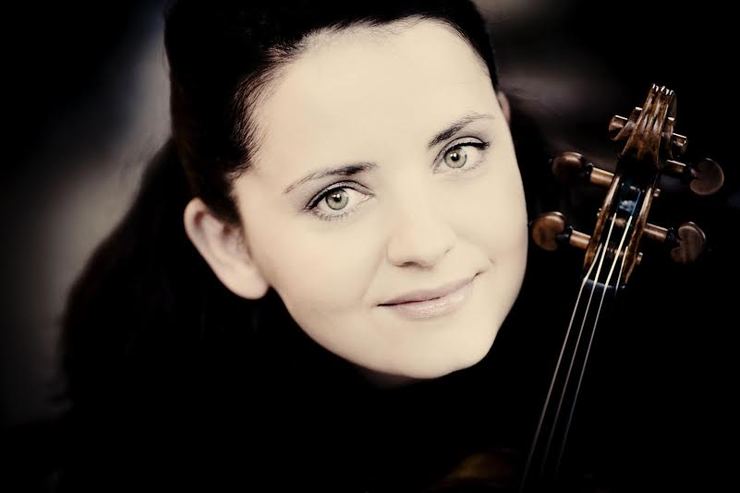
[183, 18, 528, 387]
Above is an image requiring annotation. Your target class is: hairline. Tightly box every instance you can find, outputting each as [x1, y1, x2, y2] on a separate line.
[225, 15, 495, 221]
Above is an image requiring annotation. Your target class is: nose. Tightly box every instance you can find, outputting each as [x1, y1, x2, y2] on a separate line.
[385, 185, 456, 269]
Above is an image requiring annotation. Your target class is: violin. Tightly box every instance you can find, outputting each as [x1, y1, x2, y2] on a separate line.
[425, 84, 725, 492]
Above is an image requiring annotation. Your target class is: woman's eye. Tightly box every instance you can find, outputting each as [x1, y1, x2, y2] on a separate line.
[305, 140, 490, 222]
[439, 140, 490, 172]
[307, 185, 371, 222]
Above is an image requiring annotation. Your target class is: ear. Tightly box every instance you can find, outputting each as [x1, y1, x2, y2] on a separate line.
[497, 90, 511, 124]
[183, 197, 270, 300]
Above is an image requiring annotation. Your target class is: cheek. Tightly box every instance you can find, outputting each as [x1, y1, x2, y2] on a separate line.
[252, 220, 376, 313]
[465, 160, 528, 259]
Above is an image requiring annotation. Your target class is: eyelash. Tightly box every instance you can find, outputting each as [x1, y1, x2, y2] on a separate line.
[305, 139, 491, 222]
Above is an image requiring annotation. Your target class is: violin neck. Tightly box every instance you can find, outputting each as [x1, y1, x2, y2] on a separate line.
[520, 276, 620, 492]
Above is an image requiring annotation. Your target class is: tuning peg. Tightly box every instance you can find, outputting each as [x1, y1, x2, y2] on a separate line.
[690, 158, 725, 195]
[669, 222, 706, 264]
[641, 221, 706, 264]
[534, 213, 707, 264]
[530, 212, 590, 252]
[664, 158, 724, 196]
[551, 152, 614, 188]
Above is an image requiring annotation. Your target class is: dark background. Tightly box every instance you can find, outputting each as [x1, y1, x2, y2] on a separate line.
[3, 0, 738, 489]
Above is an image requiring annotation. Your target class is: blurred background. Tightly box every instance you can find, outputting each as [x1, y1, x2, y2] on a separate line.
[2, 0, 738, 488]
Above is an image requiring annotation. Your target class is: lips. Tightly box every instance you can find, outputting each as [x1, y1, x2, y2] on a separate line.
[379, 274, 477, 305]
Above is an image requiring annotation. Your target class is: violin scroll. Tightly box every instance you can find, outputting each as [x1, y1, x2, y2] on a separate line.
[531, 84, 723, 283]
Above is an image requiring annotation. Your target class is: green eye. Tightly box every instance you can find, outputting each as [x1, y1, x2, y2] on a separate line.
[306, 183, 372, 222]
[325, 190, 350, 211]
[444, 148, 467, 168]
[441, 141, 489, 171]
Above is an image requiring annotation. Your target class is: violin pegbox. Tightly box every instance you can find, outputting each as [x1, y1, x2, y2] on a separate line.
[609, 102, 724, 195]
[531, 84, 723, 286]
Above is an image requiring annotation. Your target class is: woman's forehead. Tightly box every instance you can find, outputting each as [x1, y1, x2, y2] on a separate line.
[251, 19, 496, 171]
[269, 18, 491, 109]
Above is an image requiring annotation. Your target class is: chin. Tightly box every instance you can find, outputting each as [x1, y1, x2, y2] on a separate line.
[403, 339, 494, 380]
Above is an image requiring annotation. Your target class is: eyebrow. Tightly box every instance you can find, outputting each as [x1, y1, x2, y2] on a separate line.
[283, 111, 495, 194]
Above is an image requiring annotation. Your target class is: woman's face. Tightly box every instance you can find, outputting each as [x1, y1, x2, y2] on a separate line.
[233, 19, 528, 381]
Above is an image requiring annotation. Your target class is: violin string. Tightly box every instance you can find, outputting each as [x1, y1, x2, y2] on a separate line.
[555, 212, 634, 471]
[520, 242, 604, 491]
[540, 212, 619, 475]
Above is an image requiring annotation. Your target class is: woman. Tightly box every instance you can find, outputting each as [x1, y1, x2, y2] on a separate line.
[57, 1, 555, 491]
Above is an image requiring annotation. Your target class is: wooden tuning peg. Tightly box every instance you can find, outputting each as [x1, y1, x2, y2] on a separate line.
[551, 151, 614, 188]
[688, 158, 724, 196]
[530, 212, 591, 252]
[669, 222, 706, 264]
[641, 221, 706, 264]
[664, 158, 724, 196]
